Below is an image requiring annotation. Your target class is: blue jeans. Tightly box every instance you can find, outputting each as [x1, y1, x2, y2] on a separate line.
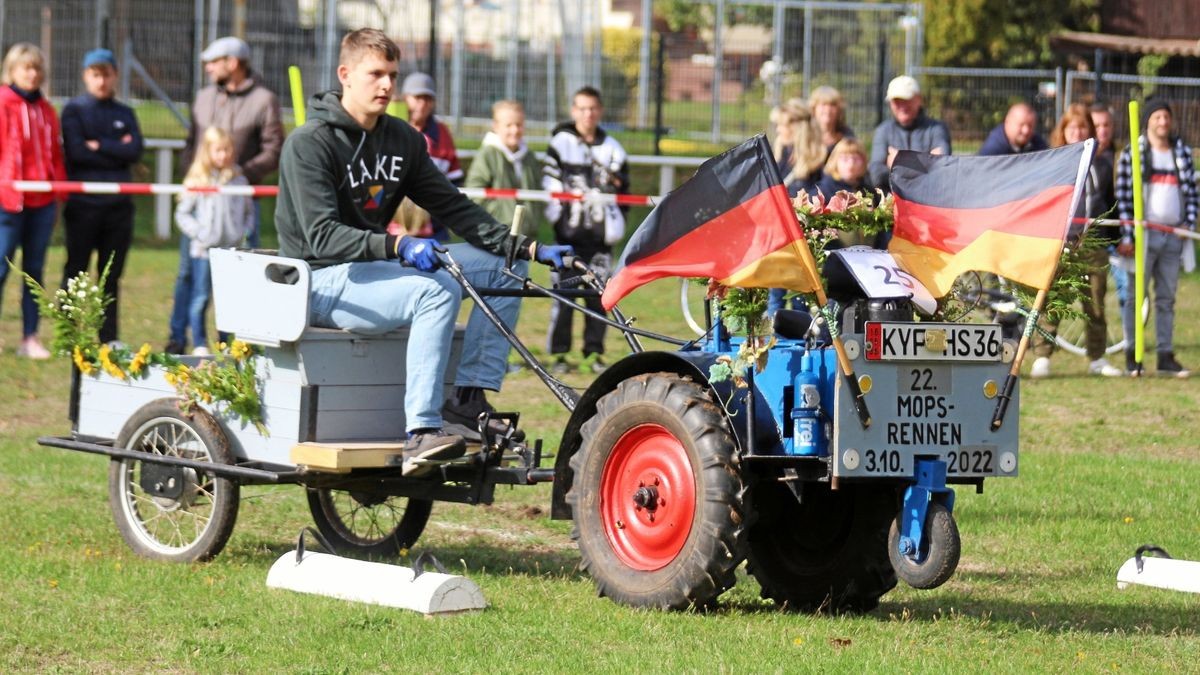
[186, 256, 212, 348]
[0, 204, 57, 337]
[1123, 229, 1184, 354]
[310, 260, 462, 432]
[767, 287, 803, 316]
[168, 235, 193, 346]
[448, 244, 526, 391]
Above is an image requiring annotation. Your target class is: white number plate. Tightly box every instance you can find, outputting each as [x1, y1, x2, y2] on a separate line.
[864, 322, 1002, 361]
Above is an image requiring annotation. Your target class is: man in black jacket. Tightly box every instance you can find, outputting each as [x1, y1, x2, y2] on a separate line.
[60, 48, 144, 345]
[275, 29, 571, 475]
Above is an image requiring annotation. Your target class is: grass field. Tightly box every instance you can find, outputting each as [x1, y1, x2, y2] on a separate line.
[2, 245, 1199, 672]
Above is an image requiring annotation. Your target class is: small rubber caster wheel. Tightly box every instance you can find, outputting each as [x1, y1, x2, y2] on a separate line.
[888, 501, 960, 589]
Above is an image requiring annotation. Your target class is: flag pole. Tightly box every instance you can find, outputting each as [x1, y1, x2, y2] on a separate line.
[798, 262, 871, 428]
[1128, 100, 1146, 375]
[990, 287, 1048, 430]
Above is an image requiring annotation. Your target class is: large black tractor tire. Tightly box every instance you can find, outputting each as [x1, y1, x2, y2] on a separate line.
[306, 489, 433, 558]
[746, 480, 897, 612]
[888, 501, 961, 590]
[568, 373, 748, 610]
[109, 398, 240, 562]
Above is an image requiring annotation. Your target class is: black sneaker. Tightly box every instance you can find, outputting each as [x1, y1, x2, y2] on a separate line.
[442, 387, 525, 442]
[1126, 350, 1143, 377]
[401, 431, 466, 477]
[164, 340, 187, 355]
[1157, 352, 1190, 379]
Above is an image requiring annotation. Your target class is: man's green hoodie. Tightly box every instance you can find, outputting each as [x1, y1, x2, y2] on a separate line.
[275, 90, 530, 269]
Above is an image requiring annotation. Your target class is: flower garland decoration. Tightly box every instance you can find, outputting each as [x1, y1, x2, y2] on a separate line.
[18, 262, 267, 435]
[706, 189, 892, 386]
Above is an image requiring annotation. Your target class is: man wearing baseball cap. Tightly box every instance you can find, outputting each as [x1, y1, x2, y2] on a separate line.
[60, 48, 144, 346]
[868, 75, 952, 191]
[400, 72, 462, 242]
[167, 36, 284, 354]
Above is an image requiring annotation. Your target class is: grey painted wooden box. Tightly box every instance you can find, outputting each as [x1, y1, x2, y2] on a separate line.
[75, 249, 463, 467]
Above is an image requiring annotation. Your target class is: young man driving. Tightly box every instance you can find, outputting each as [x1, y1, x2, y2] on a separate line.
[274, 28, 571, 475]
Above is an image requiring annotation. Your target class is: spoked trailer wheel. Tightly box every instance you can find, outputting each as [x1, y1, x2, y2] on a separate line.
[568, 373, 749, 610]
[108, 399, 240, 562]
[306, 488, 432, 558]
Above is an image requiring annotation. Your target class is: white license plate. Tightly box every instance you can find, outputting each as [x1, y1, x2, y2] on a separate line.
[864, 322, 1002, 361]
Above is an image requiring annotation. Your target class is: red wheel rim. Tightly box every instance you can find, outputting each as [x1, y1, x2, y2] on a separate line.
[599, 423, 696, 571]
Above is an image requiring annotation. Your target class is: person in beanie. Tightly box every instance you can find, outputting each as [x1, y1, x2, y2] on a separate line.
[1115, 98, 1196, 377]
[60, 48, 144, 346]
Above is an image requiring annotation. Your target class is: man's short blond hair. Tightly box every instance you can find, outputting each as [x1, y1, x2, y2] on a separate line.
[2, 43, 45, 86]
[339, 28, 400, 67]
[491, 99, 524, 119]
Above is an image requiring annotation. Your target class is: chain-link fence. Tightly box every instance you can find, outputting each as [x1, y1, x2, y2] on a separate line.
[0, 0, 923, 152]
[910, 66, 1064, 152]
[1065, 71, 1200, 148]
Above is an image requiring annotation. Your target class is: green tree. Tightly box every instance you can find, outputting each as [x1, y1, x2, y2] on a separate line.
[924, 0, 1101, 68]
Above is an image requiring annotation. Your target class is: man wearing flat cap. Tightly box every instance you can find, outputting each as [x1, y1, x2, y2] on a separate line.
[167, 36, 284, 354]
[60, 48, 144, 345]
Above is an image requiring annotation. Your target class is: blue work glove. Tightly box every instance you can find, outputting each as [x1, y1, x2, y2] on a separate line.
[397, 236, 443, 272]
[534, 243, 575, 270]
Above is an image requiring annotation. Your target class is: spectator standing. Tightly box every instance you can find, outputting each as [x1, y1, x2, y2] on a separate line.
[868, 75, 951, 192]
[60, 48, 144, 346]
[770, 98, 825, 198]
[170, 127, 254, 356]
[274, 29, 571, 470]
[168, 37, 282, 353]
[0, 43, 65, 359]
[402, 72, 462, 242]
[465, 99, 544, 238]
[808, 85, 855, 159]
[1092, 102, 1130, 315]
[1115, 99, 1195, 377]
[543, 86, 629, 375]
[1029, 104, 1123, 379]
[978, 102, 1048, 156]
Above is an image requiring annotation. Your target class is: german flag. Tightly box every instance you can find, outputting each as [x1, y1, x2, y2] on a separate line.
[601, 135, 822, 310]
[888, 141, 1093, 297]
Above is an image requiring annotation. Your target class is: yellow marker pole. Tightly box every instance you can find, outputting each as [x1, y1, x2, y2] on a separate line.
[1128, 101, 1145, 370]
[289, 65, 305, 126]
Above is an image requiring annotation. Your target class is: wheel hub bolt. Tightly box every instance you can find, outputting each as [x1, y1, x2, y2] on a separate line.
[899, 537, 916, 556]
[633, 486, 659, 511]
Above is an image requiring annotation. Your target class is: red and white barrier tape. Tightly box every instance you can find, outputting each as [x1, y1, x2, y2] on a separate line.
[1, 180, 659, 206]
[1084, 217, 1200, 241]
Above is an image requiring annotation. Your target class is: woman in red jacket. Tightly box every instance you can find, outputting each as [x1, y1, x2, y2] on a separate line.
[0, 43, 65, 358]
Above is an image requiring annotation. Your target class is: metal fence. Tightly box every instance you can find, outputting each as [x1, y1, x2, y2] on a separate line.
[910, 66, 1064, 152]
[1065, 71, 1200, 149]
[0, 0, 921, 152]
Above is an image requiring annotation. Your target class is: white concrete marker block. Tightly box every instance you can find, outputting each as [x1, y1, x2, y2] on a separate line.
[1116, 556, 1200, 594]
[267, 551, 487, 614]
